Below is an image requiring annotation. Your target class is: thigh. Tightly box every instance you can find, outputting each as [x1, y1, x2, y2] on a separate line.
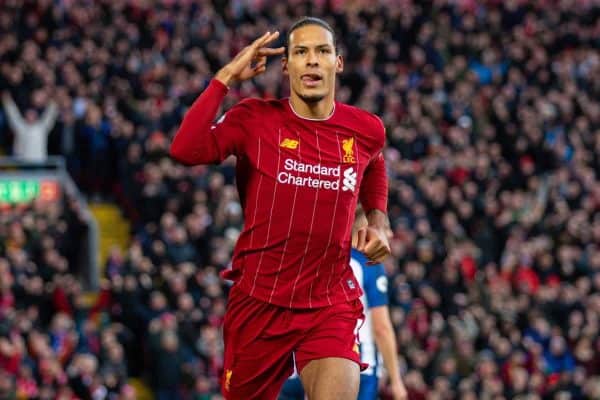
[222, 286, 296, 400]
[299, 357, 359, 400]
[294, 300, 365, 400]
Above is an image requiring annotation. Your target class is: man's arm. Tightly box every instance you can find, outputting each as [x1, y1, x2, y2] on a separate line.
[371, 306, 408, 400]
[1, 92, 26, 134]
[170, 31, 284, 165]
[360, 152, 388, 215]
[169, 79, 235, 165]
[39, 101, 59, 134]
[356, 152, 390, 263]
[360, 261, 406, 400]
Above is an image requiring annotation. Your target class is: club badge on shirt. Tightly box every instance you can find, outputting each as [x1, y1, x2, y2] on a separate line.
[342, 137, 356, 163]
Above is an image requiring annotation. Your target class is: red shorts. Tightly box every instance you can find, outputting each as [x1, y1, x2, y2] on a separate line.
[221, 284, 366, 400]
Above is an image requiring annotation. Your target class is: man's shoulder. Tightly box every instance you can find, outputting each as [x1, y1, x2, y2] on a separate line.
[336, 103, 384, 129]
[224, 98, 285, 125]
[336, 103, 385, 145]
[236, 97, 286, 113]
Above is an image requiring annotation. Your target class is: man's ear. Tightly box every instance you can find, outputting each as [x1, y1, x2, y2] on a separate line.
[282, 57, 288, 75]
[336, 55, 344, 74]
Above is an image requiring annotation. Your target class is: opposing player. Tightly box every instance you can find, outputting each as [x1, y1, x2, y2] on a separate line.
[170, 17, 390, 400]
[279, 207, 408, 400]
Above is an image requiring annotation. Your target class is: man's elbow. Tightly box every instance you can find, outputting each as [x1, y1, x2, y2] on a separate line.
[169, 140, 194, 165]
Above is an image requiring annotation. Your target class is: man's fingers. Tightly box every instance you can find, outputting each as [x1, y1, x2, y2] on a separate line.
[366, 252, 386, 265]
[253, 62, 267, 71]
[249, 64, 267, 78]
[262, 31, 280, 46]
[374, 243, 391, 258]
[253, 55, 267, 66]
[363, 236, 381, 256]
[252, 31, 280, 49]
[356, 228, 367, 251]
[251, 31, 272, 48]
[231, 32, 270, 64]
[257, 47, 285, 56]
[363, 228, 391, 263]
[236, 32, 281, 71]
[370, 247, 390, 263]
[365, 249, 385, 264]
[232, 45, 252, 62]
[252, 54, 267, 71]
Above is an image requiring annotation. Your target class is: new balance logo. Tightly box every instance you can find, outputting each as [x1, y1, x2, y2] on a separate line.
[342, 167, 356, 192]
[280, 138, 299, 149]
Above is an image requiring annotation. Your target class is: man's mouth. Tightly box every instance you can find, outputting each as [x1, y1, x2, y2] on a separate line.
[301, 73, 323, 87]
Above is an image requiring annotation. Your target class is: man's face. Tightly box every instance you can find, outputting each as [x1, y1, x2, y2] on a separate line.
[283, 24, 343, 103]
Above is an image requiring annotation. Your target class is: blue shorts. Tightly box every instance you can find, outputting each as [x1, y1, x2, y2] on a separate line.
[357, 374, 378, 400]
[278, 377, 304, 400]
[278, 374, 378, 400]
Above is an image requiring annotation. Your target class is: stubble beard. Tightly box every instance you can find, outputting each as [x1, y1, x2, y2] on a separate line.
[298, 93, 326, 103]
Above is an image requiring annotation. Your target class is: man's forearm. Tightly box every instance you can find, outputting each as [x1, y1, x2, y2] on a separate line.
[359, 150, 388, 213]
[366, 209, 389, 230]
[372, 307, 403, 385]
[215, 68, 235, 88]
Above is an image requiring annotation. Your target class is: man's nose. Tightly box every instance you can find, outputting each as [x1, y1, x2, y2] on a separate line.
[306, 50, 319, 66]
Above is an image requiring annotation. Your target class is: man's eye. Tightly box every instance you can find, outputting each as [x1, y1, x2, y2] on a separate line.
[295, 49, 305, 55]
[320, 48, 330, 53]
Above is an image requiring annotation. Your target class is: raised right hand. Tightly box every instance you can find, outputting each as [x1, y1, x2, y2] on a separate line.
[215, 31, 284, 86]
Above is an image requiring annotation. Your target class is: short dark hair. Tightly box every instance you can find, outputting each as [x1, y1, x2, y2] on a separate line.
[286, 16, 336, 56]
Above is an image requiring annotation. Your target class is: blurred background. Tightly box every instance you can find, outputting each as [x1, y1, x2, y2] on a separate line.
[0, 0, 599, 399]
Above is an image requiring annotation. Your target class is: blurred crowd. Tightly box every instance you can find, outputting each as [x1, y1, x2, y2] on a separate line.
[1, 0, 600, 399]
[0, 195, 129, 400]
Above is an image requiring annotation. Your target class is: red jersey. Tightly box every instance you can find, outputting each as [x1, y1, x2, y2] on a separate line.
[171, 79, 388, 308]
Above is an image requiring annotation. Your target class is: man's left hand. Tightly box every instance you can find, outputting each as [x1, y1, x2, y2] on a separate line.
[355, 226, 391, 264]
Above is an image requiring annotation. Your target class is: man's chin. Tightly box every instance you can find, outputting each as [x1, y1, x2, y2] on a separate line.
[298, 93, 326, 104]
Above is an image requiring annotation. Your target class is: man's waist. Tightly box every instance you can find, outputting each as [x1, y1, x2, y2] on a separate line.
[232, 243, 349, 274]
[233, 269, 362, 309]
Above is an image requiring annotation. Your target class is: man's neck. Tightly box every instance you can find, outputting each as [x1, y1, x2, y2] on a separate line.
[289, 94, 335, 120]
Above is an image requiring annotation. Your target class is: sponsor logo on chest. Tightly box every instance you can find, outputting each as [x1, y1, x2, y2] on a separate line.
[276, 135, 358, 192]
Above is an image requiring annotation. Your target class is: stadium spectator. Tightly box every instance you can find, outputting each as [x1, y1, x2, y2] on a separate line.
[1, 91, 57, 162]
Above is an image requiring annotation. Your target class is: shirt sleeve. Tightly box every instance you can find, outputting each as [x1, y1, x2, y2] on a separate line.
[359, 151, 388, 214]
[170, 79, 252, 165]
[363, 262, 388, 308]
